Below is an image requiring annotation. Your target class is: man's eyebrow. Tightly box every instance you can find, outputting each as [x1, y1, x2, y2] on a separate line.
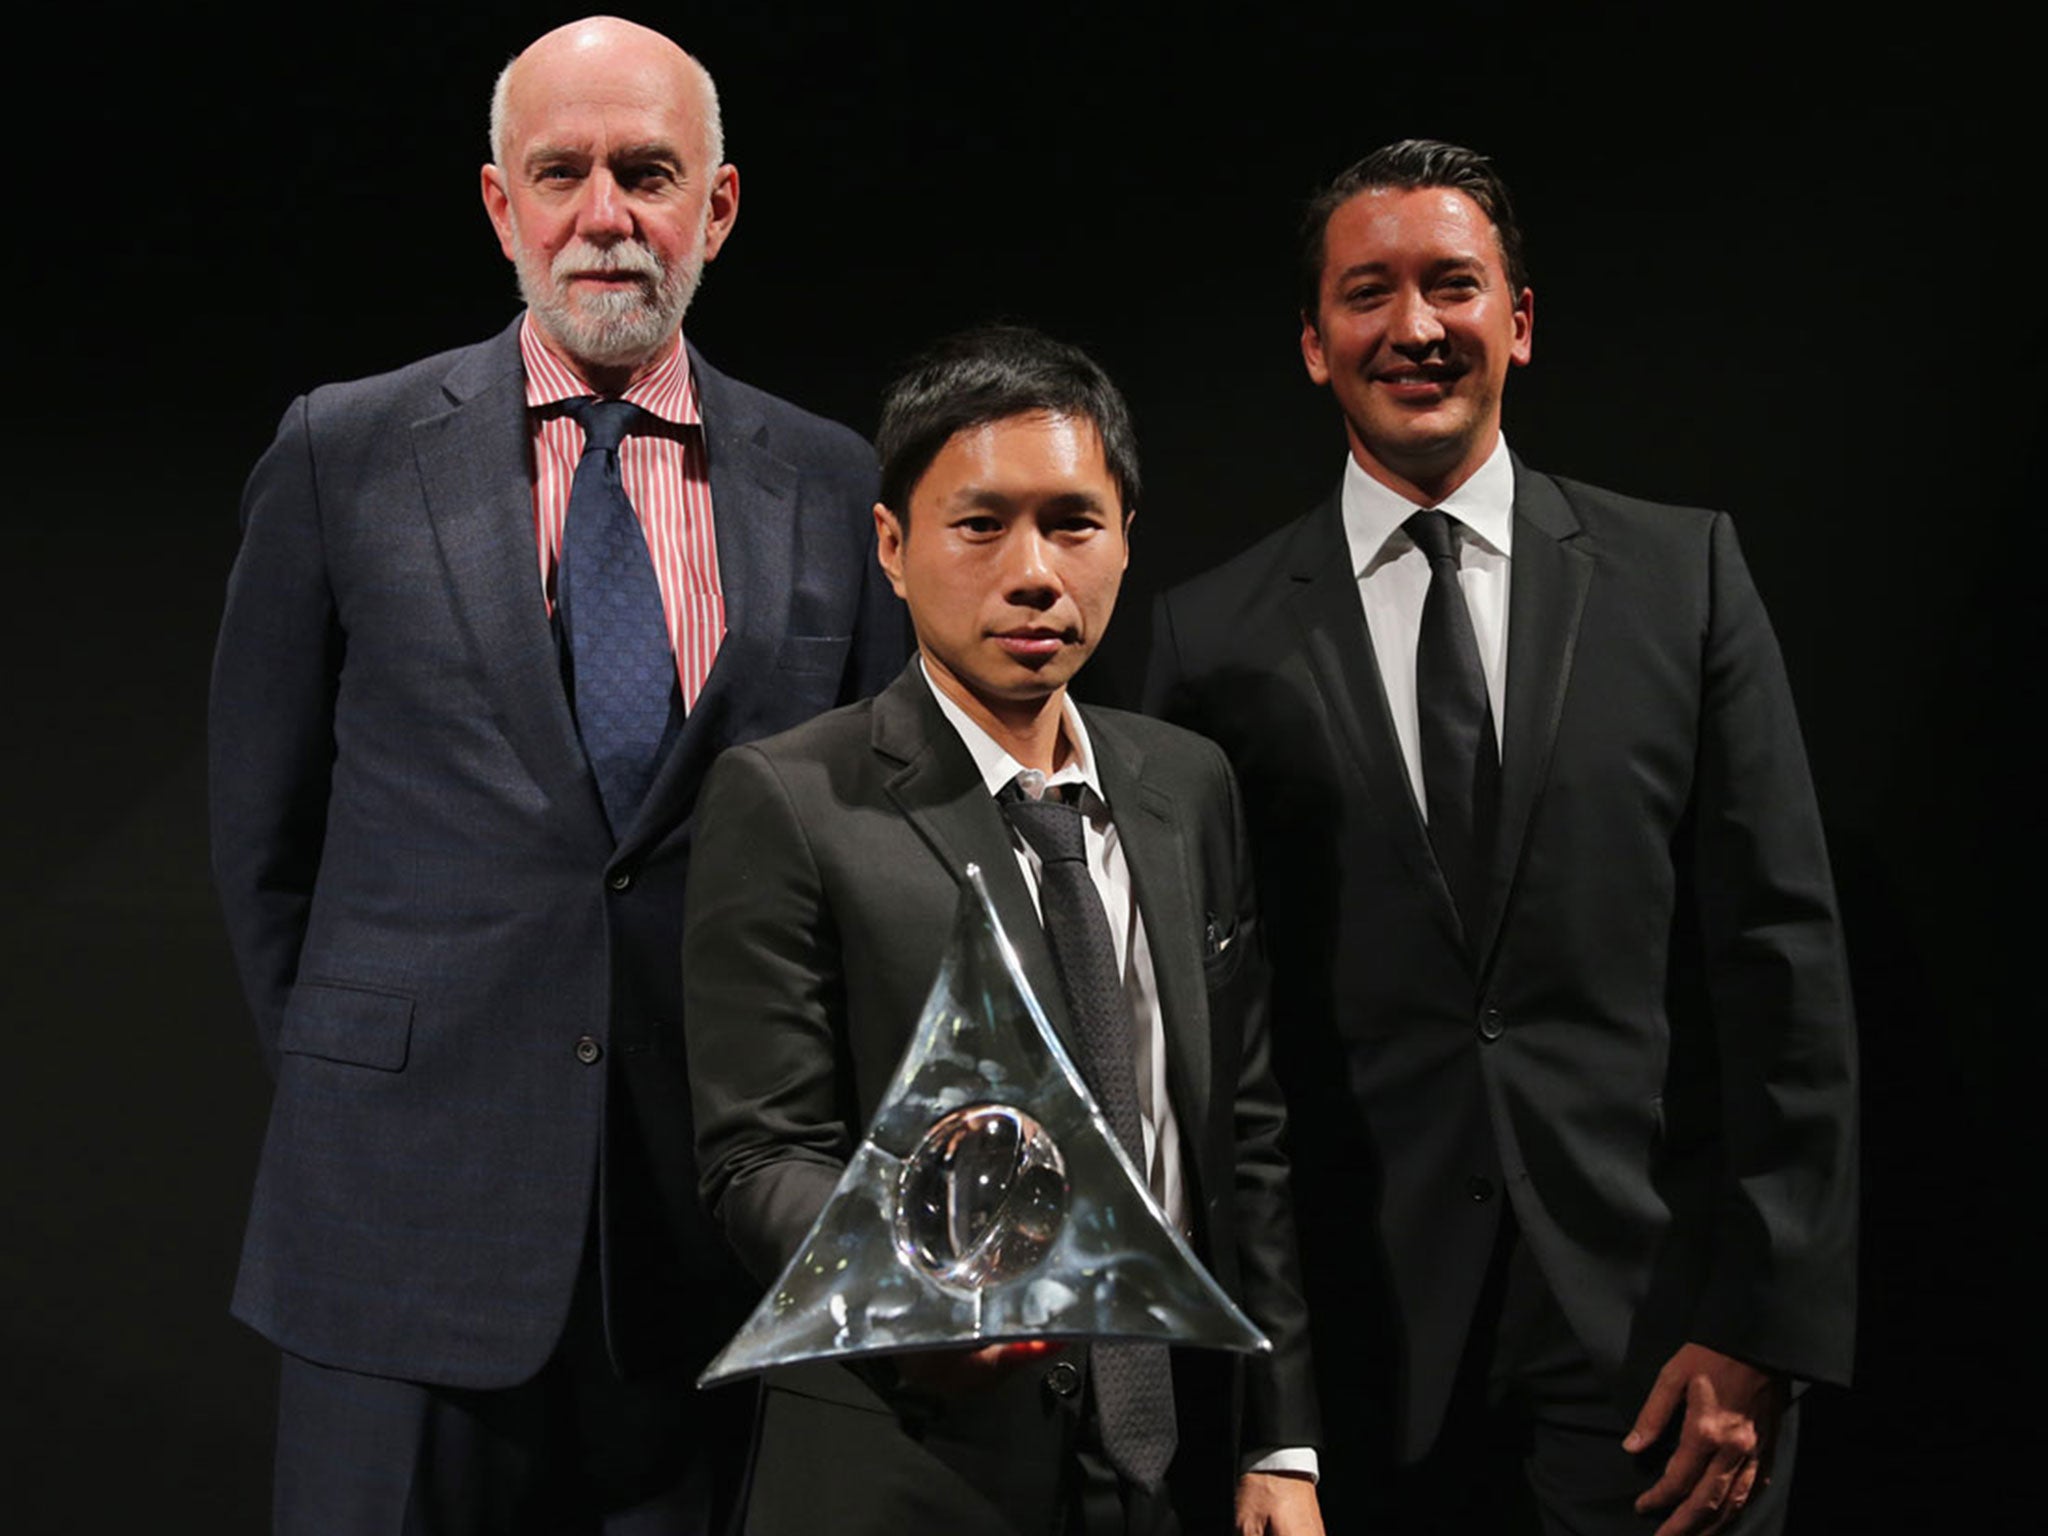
[522, 142, 586, 168]
[950, 489, 1112, 515]
[1331, 255, 1488, 285]
[1039, 491, 1112, 517]
[608, 141, 686, 165]
[522, 141, 686, 168]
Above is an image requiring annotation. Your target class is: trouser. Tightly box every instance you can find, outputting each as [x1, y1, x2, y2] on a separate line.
[272, 1231, 738, 1536]
[1369, 1218, 1801, 1536]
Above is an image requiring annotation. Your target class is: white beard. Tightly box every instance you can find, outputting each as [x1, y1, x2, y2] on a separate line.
[512, 226, 705, 371]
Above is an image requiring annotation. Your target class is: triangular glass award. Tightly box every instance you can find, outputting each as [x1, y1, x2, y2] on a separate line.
[698, 864, 1270, 1386]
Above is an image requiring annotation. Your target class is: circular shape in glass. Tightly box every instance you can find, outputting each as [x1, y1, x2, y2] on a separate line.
[894, 1103, 1069, 1292]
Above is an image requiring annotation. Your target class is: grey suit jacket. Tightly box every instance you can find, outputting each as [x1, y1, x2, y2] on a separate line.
[682, 664, 1318, 1533]
[1146, 459, 1858, 1465]
[209, 316, 905, 1387]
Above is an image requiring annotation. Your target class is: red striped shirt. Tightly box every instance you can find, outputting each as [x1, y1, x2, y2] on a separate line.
[519, 315, 726, 708]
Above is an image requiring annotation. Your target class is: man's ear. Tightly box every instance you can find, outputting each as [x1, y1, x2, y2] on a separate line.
[1300, 311, 1332, 386]
[701, 164, 741, 264]
[874, 503, 910, 601]
[1511, 285, 1535, 367]
[481, 164, 517, 263]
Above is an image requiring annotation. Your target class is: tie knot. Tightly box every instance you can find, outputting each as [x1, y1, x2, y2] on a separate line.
[1000, 781, 1088, 865]
[1403, 508, 1463, 566]
[568, 397, 643, 455]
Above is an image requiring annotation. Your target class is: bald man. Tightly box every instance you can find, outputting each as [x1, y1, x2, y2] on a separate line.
[210, 18, 904, 1532]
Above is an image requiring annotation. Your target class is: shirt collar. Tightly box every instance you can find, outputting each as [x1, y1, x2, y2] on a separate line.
[516, 312, 702, 427]
[1340, 432, 1516, 577]
[918, 659, 1105, 807]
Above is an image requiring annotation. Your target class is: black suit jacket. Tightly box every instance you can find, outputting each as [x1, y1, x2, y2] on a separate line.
[682, 664, 1318, 1534]
[209, 317, 905, 1387]
[1145, 460, 1857, 1465]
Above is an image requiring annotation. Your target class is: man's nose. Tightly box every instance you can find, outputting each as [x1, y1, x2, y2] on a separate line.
[1386, 287, 1446, 352]
[575, 169, 635, 242]
[1001, 529, 1059, 603]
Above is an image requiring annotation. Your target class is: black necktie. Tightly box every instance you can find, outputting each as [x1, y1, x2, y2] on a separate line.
[1405, 509, 1500, 942]
[1000, 782, 1178, 1488]
[557, 398, 677, 838]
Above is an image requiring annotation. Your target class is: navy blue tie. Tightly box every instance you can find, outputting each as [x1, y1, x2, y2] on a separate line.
[557, 398, 677, 838]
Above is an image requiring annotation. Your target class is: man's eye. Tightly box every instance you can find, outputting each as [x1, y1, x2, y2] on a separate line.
[955, 516, 1004, 536]
[622, 165, 678, 190]
[535, 165, 580, 183]
[1344, 286, 1388, 308]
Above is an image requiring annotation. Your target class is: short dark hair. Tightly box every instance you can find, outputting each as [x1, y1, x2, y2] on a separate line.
[1298, 139, 1529, 316]
[875, 325, 1141, 520]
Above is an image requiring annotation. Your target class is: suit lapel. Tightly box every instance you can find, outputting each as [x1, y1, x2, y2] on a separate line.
[618, 344, 801, 859]
[870, 668, 1075, 1048]
[1090, 712, 1212, 1139]
[1476, 460, 1593, 972]
[412, 321, 610, 848]
[1286, 497, 1465, 950]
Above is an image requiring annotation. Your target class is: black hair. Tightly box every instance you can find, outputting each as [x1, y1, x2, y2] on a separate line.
[1299, 139, 1529, 316]
[875, 324, 1140, 520]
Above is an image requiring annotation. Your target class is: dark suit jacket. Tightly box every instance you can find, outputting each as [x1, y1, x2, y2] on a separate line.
[681, 664, 1319, 1534]
[1144, 460, 1858, 1466]
[209, 317, 905, 1388]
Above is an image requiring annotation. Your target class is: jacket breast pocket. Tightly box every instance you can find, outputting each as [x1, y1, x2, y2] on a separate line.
[278, 982, 413, 1071]
[1200, 915, 1257, 1020]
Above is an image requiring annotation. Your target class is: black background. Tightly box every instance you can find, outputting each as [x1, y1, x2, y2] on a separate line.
[5, 2, 2034, 1527]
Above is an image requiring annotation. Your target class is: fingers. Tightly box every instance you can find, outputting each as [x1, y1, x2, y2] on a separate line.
[1642, 1399, 1763, 1535]
[1650, 1447, 1758, 1536]
[1637, 1429, 1712, 1519]
[984, 1339, 1056, 1364]
[1717, 1457, 1761, 1529]
[1233, 1472, 1324, 1536]
[1625, 1360, 1686, 1454]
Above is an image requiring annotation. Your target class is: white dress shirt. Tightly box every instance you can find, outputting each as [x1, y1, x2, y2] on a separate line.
[921, 666, 1317, 1481]
[921, 664, 1187, 1230]
[1339, 435, 1515, 814]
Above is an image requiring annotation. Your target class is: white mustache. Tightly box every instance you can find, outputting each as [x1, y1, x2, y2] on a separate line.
[550, 240, 664, 282]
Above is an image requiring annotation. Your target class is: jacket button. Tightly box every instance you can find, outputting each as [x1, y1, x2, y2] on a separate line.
[608, 870, 634, 892]
[1044, 1360, 1080, 1397]
[575, 1036, 603, 1065]
[1478, 1005, 1504, 1041]
[1467, 1176, 1496, 1203]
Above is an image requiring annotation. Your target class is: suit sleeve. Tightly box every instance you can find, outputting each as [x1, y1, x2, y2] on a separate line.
[1688, 513, 1859, 1384]
[1208, 744, 1323, 1452]
[208, 398, 342, 1074]
[683, 743, 856, 1283]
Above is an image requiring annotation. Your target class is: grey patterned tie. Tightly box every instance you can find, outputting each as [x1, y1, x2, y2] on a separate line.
[1000, 781, 1178, 1488]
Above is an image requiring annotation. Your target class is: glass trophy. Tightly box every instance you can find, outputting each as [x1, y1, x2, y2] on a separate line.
[698, 864, 1270, 1386]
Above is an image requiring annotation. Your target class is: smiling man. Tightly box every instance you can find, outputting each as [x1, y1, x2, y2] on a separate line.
[683, 326, 1324, 1535]
[1146, 142, 1859, 1534]
[210, 16, 902, 1533]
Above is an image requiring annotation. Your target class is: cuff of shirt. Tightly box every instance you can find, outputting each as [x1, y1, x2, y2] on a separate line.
[1240, 1447, 1319, 1482]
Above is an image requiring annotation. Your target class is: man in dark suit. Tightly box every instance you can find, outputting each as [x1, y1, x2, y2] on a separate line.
[208, 17, 902, 1531]
[1145, 142, 1858, 1534]
[682, 327, 1323, 1535]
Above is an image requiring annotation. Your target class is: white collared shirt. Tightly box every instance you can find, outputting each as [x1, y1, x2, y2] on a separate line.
[920, 664, 1187, 1232]
[921, 664, 1318, 1482]
[1339, 435, 1515, 814]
